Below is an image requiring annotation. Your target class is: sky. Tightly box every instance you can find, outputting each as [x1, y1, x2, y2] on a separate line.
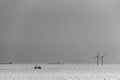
[0, 0, 120, 64]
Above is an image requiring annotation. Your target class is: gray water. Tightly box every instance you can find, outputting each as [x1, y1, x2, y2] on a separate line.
[0, 64, 120, 80]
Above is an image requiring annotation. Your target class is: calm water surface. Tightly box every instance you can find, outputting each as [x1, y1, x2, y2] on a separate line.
[0, 64, 120, 80]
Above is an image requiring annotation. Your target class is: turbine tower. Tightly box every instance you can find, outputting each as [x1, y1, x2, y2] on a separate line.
[100, 54, 106, 65]
[94, 51, 101, 65]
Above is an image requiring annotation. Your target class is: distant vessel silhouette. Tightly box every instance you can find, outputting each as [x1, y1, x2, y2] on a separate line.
[48, 62, 61, 64]
[34, 65, 42, 69]
[0, 62, 12, 64]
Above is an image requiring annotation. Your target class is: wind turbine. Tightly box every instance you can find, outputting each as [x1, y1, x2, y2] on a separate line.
[93, 51, 101, 65]
[100, 54, 106, 65]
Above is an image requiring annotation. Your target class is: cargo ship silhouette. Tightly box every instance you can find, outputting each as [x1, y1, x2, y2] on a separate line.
[0, 62, 12, 64]
[48, 62, 61, 64]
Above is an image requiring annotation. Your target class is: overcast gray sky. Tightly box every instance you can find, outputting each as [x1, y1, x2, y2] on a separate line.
[0, 0, 120, 64]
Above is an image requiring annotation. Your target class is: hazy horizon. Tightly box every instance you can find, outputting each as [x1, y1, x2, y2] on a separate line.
[0, 0, 120, 64]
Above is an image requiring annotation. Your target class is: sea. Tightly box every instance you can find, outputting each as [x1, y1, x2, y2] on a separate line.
[0, 64, 120, 80]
